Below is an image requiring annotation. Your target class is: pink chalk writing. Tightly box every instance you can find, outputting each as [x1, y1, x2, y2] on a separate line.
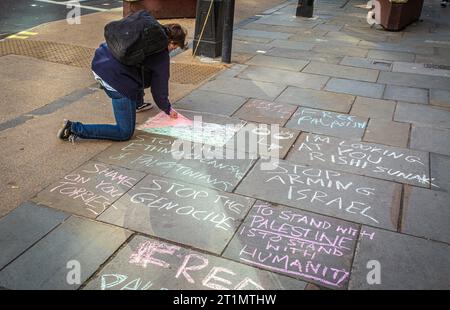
[360, 229, 376, 240]
[127, 240, 266, 290]
[236, 203, 358, 288]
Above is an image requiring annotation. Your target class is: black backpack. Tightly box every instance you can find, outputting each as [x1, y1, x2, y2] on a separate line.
[104, 10, 168, 66]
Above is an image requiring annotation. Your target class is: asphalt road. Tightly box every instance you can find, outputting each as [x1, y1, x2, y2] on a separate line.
[0, 0, 123, 39]
[0, 0, 288, 40]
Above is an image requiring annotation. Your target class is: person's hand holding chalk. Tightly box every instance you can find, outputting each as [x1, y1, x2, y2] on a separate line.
[169, 108, 178, 119]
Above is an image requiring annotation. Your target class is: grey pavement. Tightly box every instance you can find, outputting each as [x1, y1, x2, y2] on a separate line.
[1, 0, 450, 291]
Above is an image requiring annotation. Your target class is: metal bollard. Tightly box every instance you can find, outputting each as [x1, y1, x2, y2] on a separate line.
[296, 0, 315, 18]
[193, 0, 225, 58]
[222, 0, 235, 64]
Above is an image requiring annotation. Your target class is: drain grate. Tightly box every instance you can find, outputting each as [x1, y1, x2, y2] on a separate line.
[0, 39, 95, 68]
[424, 63, 450, 71]
[0, 39, 222, 85]
[372, 60, 392, 68]
[170, 62, 222, 85]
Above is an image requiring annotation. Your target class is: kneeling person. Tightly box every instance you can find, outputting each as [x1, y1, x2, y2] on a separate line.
[58, 23, 187, 142]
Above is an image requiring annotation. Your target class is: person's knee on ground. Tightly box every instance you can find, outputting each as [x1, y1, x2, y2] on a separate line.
[116, 126, 134, 141]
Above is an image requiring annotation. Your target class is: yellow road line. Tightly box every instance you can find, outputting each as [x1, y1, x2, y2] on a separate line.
[7, 35, 29, 39]
[7, 31, 38, 40]
[18, 31, 38, 36]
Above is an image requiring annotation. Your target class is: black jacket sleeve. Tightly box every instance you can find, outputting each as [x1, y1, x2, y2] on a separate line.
[143, 50, 171, 115]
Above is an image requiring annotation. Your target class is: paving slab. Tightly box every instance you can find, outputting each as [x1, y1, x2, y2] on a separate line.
[304, 34, 360, 47]
[302, 62, 379, 83]
[431, 153, 450, 193]
[415, 54, 450, 66]
[276, 87, 354, 113]
[324, 31, 378, 45]
[266, 48, 343, 64]
[254, 14, 320, 28]
[163, 155, 256, 193]
[83, 235, 307, 290]
[315, 24, 344, 32]
[235, 159, 401, 230]
[350, 97, 396, 120]
[392, 62, 450, 78]
[174, 110, 246, 127]
[384, 85, 429, 105]
[173, 90, 247, 116]
[0, 216, 131, 290]
[358, 41, 434, 55]
[395, 102, 450, 129]
[0, 202, 69, 270]
[410, 126, 450, 156]
[336, 30, 390, 43]
[0, 55, 92, 124]
[96, 126, 254, 193]
[343, 26, 401, 39]
[245, 55, 309, 71]
[231, 52, 255, 64]
[214, 64, 248, 80]
[199, 77, 286, 101]
[363, 119, 410, 148]
[287, 133, 431, 188]
[32, 161, 145, 218]
[268, 39, 315, 51]
[234, 29, 291, 40]
[234, 36, 274, 44]
[238, 66, 329, 90]
[288, 28, 329, 39]
[349, 226, 450, 289]
[378, 71, 450, 90]
[285, 107, 367, 140]
[340, 56, 392, 71]
[261, 1, 293, 15]
[242, 23, 301, 34]
[312, 45, 369, 58]
[367, 50, 415, 62]
[95, 132, 186, 175]
[402, 186, 450, 244]
[225, 123, 300, 159]
[98, 174, 254, 254]
[325, 78, 385, 99]
[231, 41, 273, 54]
[0, 89, 114, 217]
[430, 89, 450, 108]
[300, 36, 361, 47]
[233, 99, 297, 126]
[145, 110, 246, 149]
[223, 201, 360, 289]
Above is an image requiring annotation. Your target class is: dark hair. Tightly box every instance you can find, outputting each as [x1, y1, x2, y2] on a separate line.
[164, 24, 188, 50]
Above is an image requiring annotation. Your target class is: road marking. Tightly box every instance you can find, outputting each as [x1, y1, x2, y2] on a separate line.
[18, 31, 38, 36]
[6, 35, 29, 39]
[7, 31, 38, 40]
[34, 0, 109, 12]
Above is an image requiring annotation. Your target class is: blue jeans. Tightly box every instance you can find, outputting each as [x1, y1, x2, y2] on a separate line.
[71, 89, 136, 141]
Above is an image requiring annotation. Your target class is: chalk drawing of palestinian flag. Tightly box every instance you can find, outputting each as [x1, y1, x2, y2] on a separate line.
[137, 111, 244, 147]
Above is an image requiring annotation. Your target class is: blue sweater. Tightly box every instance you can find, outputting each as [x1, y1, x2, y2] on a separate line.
[91, 42, 171, 114]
